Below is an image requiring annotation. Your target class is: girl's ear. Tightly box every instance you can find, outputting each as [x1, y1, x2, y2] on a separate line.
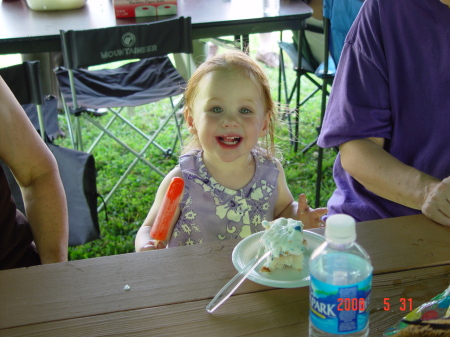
[259, 111, 270, 137]
[185, 108, 197, 135]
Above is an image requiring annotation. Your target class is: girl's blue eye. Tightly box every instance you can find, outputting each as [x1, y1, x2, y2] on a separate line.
[240, 108, 252, 114]
[211, 107, 222, 113]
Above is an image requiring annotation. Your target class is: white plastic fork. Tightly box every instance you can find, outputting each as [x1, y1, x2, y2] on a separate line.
[206, 238, 272, 313]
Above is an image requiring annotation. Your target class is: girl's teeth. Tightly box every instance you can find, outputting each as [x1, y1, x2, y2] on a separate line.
[221, 137, 239, 145]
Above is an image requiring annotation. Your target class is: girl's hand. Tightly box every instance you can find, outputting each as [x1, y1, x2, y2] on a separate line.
[137, 240, 166, 252]
[297, 194, 327, 229]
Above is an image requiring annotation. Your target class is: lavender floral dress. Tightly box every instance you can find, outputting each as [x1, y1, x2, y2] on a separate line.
[167, 150, 279, 247]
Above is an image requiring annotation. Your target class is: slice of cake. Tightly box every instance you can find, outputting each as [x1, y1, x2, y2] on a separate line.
[260, 217, 307, 273]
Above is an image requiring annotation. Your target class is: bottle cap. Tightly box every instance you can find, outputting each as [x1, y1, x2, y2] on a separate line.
[325, 214, 356, 244]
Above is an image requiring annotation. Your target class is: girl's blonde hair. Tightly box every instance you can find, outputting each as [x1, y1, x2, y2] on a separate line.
[182, 49, 279, 159]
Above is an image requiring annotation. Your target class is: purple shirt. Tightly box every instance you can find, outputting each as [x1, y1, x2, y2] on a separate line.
[168, 151, 279, 247]
[318, 0, 450, 222]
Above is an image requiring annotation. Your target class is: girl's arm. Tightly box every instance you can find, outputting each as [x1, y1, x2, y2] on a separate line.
[274, 161, 327, 229]
[135, 167, 184, 252]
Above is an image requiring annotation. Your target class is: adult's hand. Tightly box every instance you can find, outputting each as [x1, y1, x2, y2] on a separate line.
[422, 177, 450, 226]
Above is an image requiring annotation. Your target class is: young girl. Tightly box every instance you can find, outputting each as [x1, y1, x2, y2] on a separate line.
[135, 50, 327, 251]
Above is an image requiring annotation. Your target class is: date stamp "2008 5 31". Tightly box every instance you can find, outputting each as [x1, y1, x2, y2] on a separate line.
[336, 298, 413, 312]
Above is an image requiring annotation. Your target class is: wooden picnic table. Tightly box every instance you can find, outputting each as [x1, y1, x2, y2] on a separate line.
[0, 214, 449, 336]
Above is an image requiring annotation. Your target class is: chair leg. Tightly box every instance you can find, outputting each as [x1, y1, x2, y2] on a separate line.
[167, 96, 184, 156]
[97, 134, 166, 213]
[106, 103, 177, 155]
[60, 93, 77, 150]
[82, 114, 165, 174]
[85, 97, 183, 157]
[301, 138, 317, 154]
[74, 117, 84, 152]
[293, 28, 305, 153]
[315, 146, 324, 208]
[36, 105, 46, 140]
[83, 100, 185, 212]
[285, 73, 300, 148]
[278, 45, 295, 148]
[314, 77, 330, 208]
[87, 111, 120, 154]
[172, 108, 184, 153]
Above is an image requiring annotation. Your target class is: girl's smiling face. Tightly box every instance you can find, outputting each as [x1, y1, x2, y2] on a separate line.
[187, 69, 269, 164]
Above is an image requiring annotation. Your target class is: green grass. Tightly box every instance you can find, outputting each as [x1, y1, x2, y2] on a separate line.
[0, 33, 337, 260]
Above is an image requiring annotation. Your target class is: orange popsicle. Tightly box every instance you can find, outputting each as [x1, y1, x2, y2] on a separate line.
[150, 177, 184, 247]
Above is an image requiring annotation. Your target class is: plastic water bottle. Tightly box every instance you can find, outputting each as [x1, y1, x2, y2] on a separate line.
[309, 214, 372, 337]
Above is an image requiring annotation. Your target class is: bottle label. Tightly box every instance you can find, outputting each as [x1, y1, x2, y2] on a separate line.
[309, 274, 372, 334]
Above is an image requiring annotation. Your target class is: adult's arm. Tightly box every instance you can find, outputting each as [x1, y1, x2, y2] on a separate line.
[340, 137, 450, 226]
[0, 77, 68, 263]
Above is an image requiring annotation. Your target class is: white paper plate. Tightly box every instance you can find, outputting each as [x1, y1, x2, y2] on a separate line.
[232, 230, 325, 288]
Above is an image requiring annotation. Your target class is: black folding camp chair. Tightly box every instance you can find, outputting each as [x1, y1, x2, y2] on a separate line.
[278, 23, 335, 153]
[0, 61, 52, 140]
[55, 17, 193, 209]
[278, 0, 363, 207]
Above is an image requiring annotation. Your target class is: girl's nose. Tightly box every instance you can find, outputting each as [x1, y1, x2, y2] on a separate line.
[222, 114, 239, 128]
